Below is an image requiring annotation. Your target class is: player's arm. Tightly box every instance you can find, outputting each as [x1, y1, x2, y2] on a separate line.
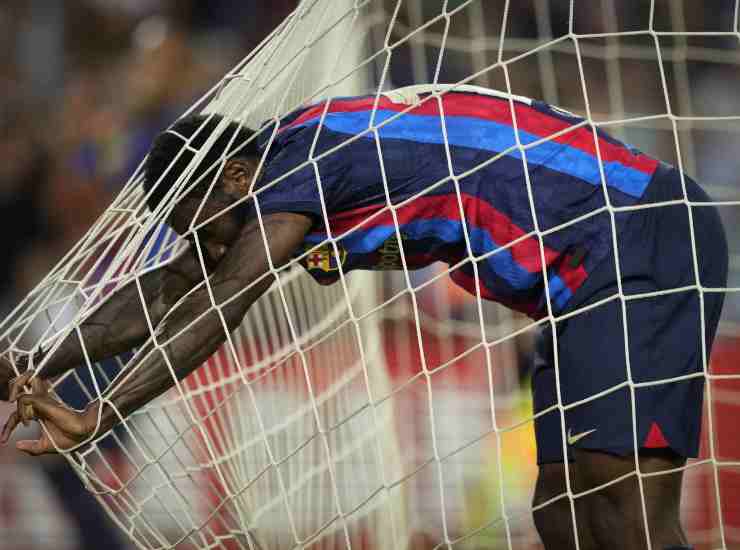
[1, 212, 312, 454]
[0, 247, 204, 401]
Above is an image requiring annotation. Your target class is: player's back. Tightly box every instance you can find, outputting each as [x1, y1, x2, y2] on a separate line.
[254, 85, 660, 318]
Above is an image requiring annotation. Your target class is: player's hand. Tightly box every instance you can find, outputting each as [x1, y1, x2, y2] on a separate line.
[0, 377, 94, 455]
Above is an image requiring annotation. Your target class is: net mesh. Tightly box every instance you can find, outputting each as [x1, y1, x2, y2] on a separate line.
[2, 1, 740, 549]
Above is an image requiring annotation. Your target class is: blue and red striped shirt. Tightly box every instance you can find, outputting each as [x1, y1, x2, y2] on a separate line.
[252, 85, 659, 319]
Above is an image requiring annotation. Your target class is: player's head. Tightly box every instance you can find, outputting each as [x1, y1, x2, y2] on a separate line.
[143, 114, 261, 212]
[144, 114, 261, 270]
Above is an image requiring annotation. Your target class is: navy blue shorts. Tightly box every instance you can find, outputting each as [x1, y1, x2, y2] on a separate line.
[533, 164, 728, 463]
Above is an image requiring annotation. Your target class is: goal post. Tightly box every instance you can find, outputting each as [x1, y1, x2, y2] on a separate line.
[1, 1, 739, 550]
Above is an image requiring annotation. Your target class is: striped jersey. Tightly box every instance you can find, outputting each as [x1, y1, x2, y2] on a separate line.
[252, 85, 660, 319]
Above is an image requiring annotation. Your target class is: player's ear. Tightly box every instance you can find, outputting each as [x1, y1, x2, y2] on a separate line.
[222, 157, 258, 198]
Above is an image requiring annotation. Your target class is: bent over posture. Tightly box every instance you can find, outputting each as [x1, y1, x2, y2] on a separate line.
[0, 85, 728, 550]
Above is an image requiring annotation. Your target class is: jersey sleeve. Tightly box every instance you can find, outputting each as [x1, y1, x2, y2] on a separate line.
[252, 125, 349, 224]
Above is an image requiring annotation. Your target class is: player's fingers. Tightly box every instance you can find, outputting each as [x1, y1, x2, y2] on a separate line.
[17, 393, 53, 426]
[18, 394, 37, 426]
[9, 372, 33, 402]
[28, 376, 49, 396]
[17, 394, 88, 437]
[16, 438, 55, 456]
[0, 411, 20, 444]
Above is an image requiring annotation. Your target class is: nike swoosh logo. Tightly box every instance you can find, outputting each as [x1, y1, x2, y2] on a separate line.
[567, 428, 597, 445]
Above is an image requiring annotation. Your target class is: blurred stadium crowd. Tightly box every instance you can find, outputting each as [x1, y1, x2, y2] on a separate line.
[1, 0, 739, 549]
[0, 0, 298, 313]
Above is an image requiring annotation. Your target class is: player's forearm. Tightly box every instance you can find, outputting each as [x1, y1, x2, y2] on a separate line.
[88, 275, 274, 435]
[81, 212, 311, 439]
[38, 271, 165, 380]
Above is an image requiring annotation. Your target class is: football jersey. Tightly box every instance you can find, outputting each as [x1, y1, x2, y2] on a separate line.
[251, 85, 659, 319]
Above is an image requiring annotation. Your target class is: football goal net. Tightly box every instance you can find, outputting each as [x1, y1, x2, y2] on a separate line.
[1, 1, 739, 549]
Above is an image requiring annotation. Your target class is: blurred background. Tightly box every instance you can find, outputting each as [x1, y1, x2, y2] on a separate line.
[1, 1, 739, 549]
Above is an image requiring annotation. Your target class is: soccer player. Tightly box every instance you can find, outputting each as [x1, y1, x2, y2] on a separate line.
[0, 85, 727, 550]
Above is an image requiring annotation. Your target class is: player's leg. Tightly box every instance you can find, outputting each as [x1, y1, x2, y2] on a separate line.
[556, 288, 704, 550]
[531, 327, 597, 549]
[555, 309, 695, 549]
[573, 448, 688, 549]
[533, 463, 573, 547]
[558, 166, 728, 550]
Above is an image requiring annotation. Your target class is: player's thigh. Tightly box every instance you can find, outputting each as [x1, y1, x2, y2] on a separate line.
[573, 448, 685, 534]
[573, 447, 685, 498]
[556, 170, 727, 458]
[556, 282, 712, 459]
[533, 462, 569, 508]
[533, 463, 571, 543]
[534, 462, 602, 549]
[555, 282, 700, 547]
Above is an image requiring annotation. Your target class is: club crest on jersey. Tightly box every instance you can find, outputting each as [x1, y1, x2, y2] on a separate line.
[304, 243, 347, 273]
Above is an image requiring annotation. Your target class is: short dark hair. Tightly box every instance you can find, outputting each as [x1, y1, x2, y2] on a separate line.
[143, 114, 258, 212]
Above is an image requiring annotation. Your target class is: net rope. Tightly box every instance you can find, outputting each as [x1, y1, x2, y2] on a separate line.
[1, 1, 739, 549]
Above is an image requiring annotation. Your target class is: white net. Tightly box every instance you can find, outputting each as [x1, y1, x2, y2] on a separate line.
[2, 3, 406, 549]
[2, 1, 740, 549]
